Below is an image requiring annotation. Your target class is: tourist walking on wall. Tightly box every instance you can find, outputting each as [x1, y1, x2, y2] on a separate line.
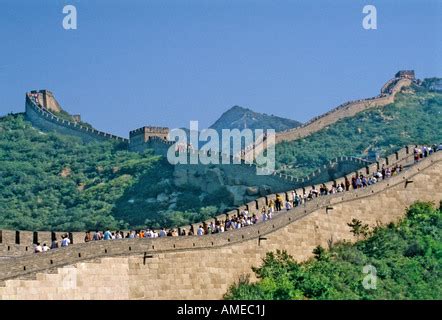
[275, 195, 283, 211]
[61, 234, 70, 247]
[285, 200, 292, 210]
[93, 230, 102, 241]
[34, 242, 42, 253]
[84, 231, 93, 242]
[42, 243, 50, 252]
[103, 229, 112, 240]
[269, 199, 275, 213]
[345, 177, 350, 191]
[51, 237, 59, 249]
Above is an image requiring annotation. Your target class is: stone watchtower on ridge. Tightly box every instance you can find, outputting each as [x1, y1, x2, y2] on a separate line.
[129, 126, 170, 151]
[395, 70, 415, 80]
[29, 90, 62, 113]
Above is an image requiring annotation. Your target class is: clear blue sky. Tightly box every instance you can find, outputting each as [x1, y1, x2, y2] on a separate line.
[1, 0, 441, 137]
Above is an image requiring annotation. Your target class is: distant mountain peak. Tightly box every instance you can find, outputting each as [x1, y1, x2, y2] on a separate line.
[209, 105, 302, 132]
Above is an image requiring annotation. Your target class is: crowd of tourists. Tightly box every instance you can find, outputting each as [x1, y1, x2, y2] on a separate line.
[414, 145, 438, 162]
[34, 144, 440, 251]
[71, 167, 405, 241]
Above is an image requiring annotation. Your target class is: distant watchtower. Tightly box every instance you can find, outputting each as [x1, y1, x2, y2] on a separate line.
[129, 126, 170, 149]
[395, 70, 415, 80]
[29, 90, 62, 113]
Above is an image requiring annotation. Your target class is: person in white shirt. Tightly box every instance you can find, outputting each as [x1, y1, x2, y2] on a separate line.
[42, 243, 50, 252]
[159, 228, 167, 237]
[197, 225, 204, 236]
[262, 212, 268, 222]
[34, 243, 43, 253]
[285, 201, 292, 210]
[369, 176, 377, 185]
[303, 192, 308, 202]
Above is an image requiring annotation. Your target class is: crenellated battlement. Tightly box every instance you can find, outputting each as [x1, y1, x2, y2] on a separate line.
[129, 126, 169, 147]
[129, 126, 169, 136]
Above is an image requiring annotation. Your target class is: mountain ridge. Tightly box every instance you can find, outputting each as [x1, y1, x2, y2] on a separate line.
[209, 105, 302, 132]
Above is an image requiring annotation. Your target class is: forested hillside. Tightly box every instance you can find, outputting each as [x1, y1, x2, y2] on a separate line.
[225, 201, 442, 300]
[0, 82, 440, 231]
[0, 114, 227, 231]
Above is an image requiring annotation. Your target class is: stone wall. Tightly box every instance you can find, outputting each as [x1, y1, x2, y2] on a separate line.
[0, 150, 440, 300]
[25, 94, 128, 144]
[276, 78, 412, 143]
[242, 77, 412, 160]
[0, 230, 87, 258]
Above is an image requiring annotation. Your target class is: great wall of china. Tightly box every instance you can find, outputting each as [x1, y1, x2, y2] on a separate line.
[239, 72, 414, 160]
[0, 145, 440, 299]
[23, 72, 415, 192]
[1, 70, 439, 300]
[0, 144, 421, 257]
[25, 90, 129, 144]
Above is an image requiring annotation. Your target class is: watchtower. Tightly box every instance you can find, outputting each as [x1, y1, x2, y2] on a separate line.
[28, 90, 62, 113]
[395, 70, 415, 80]
[129, 126, 170, 147]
